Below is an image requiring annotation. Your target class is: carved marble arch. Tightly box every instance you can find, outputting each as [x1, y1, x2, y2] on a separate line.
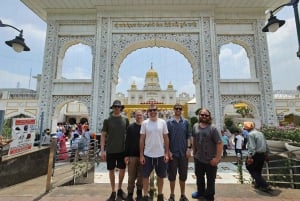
[217, 35, 256, 79]
[111, 34, 200, 86]
[56, 36, 95, 79]
[220, 95, 261, 125]
[51, 96, 91, 128]
[5, 112, 35, 119]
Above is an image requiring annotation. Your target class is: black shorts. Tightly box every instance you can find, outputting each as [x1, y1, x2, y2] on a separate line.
[167, 155, 188, 181]
[106, 152, 126, 170]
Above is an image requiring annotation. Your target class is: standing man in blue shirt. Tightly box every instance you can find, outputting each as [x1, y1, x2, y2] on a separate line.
[167, 103, 191, 201]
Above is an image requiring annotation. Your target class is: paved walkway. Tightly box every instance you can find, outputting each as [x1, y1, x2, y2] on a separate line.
[94, 161, 251, 184]
[0, 149, 299, 201]
[94, 149, 251, 184]
[1, 179, 299, 201]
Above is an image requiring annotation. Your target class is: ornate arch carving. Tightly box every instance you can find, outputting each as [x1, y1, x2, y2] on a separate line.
[220, 95, 261, 125]
[52, 95, 92, 120]
[56, 36, 95, 79]
[111, 33, 201, 84]
[57, 36, 95, 58]
[216, 35, 254, 57]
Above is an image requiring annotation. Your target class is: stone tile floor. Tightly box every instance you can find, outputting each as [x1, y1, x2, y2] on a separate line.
[94, 149, 251, 184]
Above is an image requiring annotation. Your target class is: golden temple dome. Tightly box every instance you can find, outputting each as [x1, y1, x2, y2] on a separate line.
[146, 64, 158, 78]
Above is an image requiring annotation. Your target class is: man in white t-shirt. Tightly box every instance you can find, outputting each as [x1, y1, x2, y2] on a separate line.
[140, 104, 169, 201]
[234, 131, 244, 159]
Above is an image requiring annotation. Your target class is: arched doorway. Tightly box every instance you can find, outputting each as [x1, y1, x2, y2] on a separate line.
[28, 1, 277, 132]
[52, 100, 89, 133]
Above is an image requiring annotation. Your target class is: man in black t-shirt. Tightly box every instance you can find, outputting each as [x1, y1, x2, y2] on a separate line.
[124, 110, 144, 201]
[101, 100, 129, 201]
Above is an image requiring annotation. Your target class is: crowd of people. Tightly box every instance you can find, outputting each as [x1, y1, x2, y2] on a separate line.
[220, 126, 250, 159]
[100, 100, 225, 201]
[41, 121, 98, 162]
[40, 99, 272, 201]
[99, 100, 273, 201]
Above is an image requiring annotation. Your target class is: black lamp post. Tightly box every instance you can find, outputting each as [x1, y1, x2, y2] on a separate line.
[262, 0, 300, 58]
[0, 20, 30, 52]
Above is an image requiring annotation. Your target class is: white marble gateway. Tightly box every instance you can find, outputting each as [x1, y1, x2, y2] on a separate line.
[21, 0, 285, 132]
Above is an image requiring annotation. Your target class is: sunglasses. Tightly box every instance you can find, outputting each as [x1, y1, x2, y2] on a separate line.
[148, 109, 157, 112]
[200, 114, 209, 117]
[174, 108, 182, 111]
[113, 105, 121, 108]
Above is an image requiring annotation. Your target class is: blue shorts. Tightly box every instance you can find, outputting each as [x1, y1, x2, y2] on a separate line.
[106, 152, 126, 170]
[142, 155, 167, 178]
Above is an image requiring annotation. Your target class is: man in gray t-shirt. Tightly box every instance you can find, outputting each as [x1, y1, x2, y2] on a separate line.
[191, 108, 222, 201]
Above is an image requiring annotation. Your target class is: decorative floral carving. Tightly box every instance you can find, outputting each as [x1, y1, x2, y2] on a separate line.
[38, 17, 276, 133]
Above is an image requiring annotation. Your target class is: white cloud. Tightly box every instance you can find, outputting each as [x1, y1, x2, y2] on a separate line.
[219, 44, 250, 79]
[178, 80, 195, 96]
[61, 44, 93, 79]
[266, 16, 300, 90]
[267, 18, 296, 47]
[23, 24, 46, 42]
[219, 47, 233, 59]
[129, 76, 144, 87]
[64, 65, 91, 79]
[0, 70, 36, 89]
[0, 17, 46, 45]
[1, 0, 299, 95]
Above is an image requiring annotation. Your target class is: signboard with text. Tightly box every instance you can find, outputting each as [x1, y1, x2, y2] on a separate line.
[8, 118, 36, 156]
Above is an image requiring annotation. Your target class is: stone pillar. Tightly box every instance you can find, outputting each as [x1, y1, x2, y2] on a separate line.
[255, 19, 277, 125]
[38, 20, 58, 132]
[94, 16, 112, 133]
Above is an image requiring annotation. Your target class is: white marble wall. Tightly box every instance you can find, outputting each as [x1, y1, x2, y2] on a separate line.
[35, 6, 276, 132]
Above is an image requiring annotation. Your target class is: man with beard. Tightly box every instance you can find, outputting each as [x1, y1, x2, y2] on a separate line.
[191, 108, 223, 201]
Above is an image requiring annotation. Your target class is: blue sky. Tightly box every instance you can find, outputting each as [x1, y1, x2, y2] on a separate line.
[0, 0, 299, 96]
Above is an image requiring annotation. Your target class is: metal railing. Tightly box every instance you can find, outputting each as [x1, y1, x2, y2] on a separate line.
[263, 149, 300, 189]
[233, 149, 300, 188]
[46, 139, 300, 191]
[46, 138, 98, 191]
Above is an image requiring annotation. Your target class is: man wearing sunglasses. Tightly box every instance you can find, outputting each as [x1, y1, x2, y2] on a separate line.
[101, 100, 129, 201]
[140, 104, 170, 201]
[166, 103, 191, 201]
[191, 108, 222, 201]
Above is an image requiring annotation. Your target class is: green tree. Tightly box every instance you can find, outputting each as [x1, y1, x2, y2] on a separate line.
[224, 117, 240, 133]
[1, 119, 12, 139]
[236, 108, 252, 118]
[190, 108, 201, 129]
